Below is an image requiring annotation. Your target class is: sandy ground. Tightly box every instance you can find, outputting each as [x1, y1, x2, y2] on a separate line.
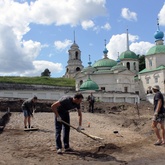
[1, 101, 165, 165]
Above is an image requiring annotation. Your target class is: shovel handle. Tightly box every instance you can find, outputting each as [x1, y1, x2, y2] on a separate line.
[61, 120, 96, 140]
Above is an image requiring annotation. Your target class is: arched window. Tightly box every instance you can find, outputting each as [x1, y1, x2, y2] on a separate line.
[80, 80, 83, 85]
[124, 87, 128, 92]
[149, 59, 152, 67]
[127, 62, 130, 70]
[134, 62, 136, 70]
[76, 67, 80, 71]
[75, 51, 78, 59]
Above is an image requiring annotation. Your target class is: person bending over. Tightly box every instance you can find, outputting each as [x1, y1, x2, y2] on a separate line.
[51, 93, 84, 154]
[22, 96, 38, 129]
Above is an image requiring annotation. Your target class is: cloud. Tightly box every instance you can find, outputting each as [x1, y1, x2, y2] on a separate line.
[130, 42, 154, 55]
[0, 24, 62, 77]
[0, 0, 108, 77]
[0, 0, 30, 40]
[81, 20, 95, 30]
[101, 23, 111, 30]
[121, 8, 137, 21]
[158, 3, 165, 26]
[20, 61, 63, 77]
[0, 25, 34, 73]
[54, 39, 72, 50]
[106, 33, 153, 60]
[30, 0, 107, 26]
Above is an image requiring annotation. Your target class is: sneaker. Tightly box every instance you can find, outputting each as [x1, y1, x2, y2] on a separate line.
[64, 148, 74, 152]
[57, 149, 62, 154]
[154, 140, 162, 145]
[24, 126, 27, 129]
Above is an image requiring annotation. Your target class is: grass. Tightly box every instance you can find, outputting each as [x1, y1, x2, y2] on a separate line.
[0, 76, 75, 87]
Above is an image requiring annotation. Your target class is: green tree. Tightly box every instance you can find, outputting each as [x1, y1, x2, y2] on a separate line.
[138, 55, 145, 71]
[41, 68, 51, 77]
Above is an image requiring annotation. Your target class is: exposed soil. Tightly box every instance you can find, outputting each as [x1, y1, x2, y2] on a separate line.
[0, 100, 165, 165]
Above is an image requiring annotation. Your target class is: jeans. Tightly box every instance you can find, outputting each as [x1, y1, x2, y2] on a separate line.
[55, 113, 70, 149]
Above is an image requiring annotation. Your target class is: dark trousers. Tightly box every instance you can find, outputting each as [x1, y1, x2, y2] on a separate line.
[89, 101, 94, 113]
[55, 114, 70, 149]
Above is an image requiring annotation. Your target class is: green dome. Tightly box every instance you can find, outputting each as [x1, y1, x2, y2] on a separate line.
[80, 78, 99, 91]
[92, 58, 117, 68]
[146, 45, 165, 55]
[119, 50, 138, 60]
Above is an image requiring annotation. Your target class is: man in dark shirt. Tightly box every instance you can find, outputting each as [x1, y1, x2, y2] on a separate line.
[22, 96, 38, 129]
[151, 85, 165, 145]
[51, 93, 84, 154]
[87, 92, 95, 113]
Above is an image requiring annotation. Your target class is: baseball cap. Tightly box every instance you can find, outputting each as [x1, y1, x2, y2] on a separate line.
[152, 85, 160, 90]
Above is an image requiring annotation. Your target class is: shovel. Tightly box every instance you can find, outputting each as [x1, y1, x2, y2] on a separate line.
[61, 120, 103, 140]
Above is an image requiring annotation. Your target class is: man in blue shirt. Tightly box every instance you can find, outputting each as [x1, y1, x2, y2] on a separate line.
[51, 93, 84, 154]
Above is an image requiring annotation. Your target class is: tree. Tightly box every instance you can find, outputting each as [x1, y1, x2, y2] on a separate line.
[138, 55, 146, 72]
[41, 68, 51, 77]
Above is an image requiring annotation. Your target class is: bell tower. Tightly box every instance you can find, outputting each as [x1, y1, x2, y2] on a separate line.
[64, 31, 84, 78]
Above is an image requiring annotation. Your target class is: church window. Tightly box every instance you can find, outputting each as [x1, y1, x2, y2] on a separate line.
[149, 59, 152, 67]
[75, 51, 78, 59]
[135, 91, 139, 95]
[76, 67, 80, 71]
[101, 87, 105, 91]
[126, 62, 130, 70]
[153, 73, 159, 83]
[124, 87, 128, 92]
[155, 77, 158, 83]
[134, 62, 136, 70]
[80, 80, 83, 85]
[146, 79, 149, 84]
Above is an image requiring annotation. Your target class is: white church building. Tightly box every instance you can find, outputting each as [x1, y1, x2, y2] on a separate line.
[64, 22, 165, 103]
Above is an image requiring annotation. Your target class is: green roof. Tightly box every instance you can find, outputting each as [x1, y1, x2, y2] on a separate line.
[119, 50, 138, 60]
[139, 65, 165, 74]
[146, 45, 165, 56]
[92, 58, 117, 68]
[80, 78, 99, 91]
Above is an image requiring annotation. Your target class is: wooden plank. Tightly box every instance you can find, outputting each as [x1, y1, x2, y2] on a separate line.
[24, 128, 39, 131]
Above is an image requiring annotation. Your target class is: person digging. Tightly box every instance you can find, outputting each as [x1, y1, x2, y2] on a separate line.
[51, 93, 84, 154]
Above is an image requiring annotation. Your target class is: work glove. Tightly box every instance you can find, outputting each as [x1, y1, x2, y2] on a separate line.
[154, 112, 158, 116]
[57, 116, 62, 122]
[76, 126, 81, 132]
[152, 113, 158, 121]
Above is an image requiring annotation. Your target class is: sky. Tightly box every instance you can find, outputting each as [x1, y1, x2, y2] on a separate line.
[1, 0, 165, 78]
